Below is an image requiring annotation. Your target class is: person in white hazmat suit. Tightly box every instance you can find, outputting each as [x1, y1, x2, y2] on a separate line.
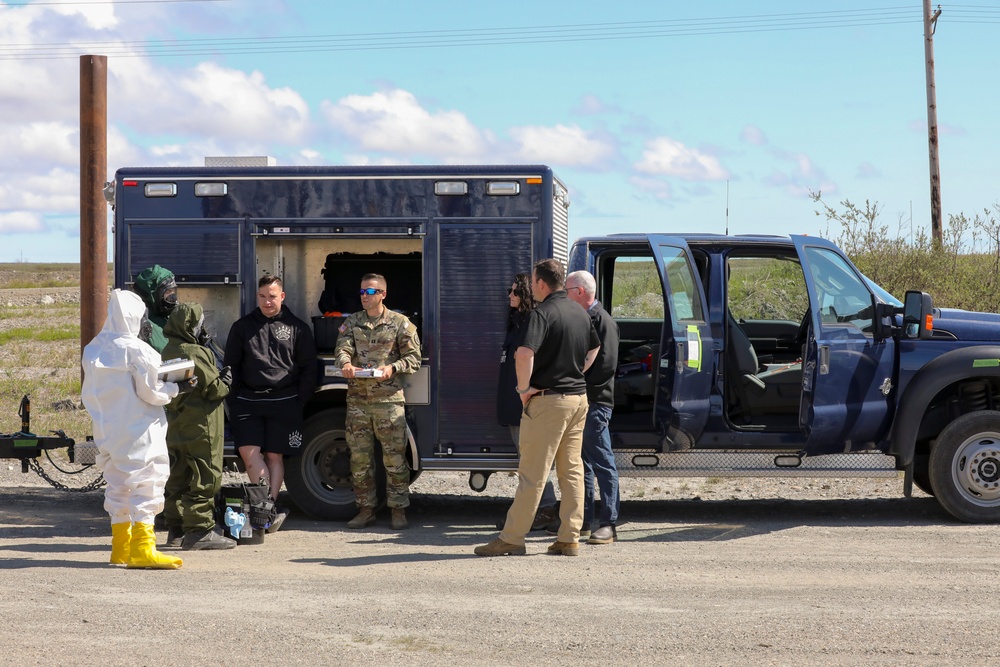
[82, 289, 197, 569]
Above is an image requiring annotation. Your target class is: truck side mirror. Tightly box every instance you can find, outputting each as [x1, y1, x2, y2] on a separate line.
[902, 290, 933, 339]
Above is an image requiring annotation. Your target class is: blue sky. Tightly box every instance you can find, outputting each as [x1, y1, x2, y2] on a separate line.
[1, 0, 998, 262]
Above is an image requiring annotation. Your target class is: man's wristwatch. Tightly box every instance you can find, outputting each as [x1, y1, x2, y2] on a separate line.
[516, 386, 532, 395]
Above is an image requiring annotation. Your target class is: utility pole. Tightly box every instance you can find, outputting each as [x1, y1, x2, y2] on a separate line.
[80, 55, 108, 358]
[923, 1, 943, 245]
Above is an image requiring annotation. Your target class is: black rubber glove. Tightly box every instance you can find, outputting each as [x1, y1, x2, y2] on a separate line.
[218, 366, 233, 387]
[175, 376, 199, 395]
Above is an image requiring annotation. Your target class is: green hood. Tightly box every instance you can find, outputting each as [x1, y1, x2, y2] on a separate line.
[134, 264, 175, 310]
[163, 302, 203, 345]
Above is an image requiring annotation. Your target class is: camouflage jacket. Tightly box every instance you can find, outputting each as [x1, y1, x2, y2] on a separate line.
[333, 308, 421, 403]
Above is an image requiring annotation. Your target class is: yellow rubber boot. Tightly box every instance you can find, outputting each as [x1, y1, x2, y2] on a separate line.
[127, 522, 183, 570]
[110, 522, 131, 565]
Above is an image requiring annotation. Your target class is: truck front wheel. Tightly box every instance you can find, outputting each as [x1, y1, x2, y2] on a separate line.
[284, 410, 357, 521]
[928, 410, 1000, 523]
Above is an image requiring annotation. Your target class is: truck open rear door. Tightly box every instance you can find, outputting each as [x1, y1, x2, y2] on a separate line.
[647, 235, 712, 450]
[791, 235, 895, 454]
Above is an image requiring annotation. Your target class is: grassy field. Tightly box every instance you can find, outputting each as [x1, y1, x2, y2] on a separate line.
[0, 264, 107, 444]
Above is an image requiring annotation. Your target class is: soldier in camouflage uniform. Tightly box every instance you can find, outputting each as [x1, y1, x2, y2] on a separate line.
[334, 273, 421, 530]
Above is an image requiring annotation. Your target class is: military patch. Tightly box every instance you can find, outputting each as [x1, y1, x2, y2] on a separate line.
[274, 323, 292, 341]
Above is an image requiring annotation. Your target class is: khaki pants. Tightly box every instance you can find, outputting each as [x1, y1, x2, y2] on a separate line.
[500, 393, 588, 545]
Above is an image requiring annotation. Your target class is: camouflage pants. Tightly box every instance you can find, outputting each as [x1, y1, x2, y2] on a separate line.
[345, 401, 410, 509]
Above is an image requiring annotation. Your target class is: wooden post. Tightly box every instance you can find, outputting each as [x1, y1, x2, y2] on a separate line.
[80, 55, 108, 357]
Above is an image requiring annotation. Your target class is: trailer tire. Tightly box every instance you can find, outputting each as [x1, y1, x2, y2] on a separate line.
[928, 410, 1000, 523]
[284, 409, 357, 521]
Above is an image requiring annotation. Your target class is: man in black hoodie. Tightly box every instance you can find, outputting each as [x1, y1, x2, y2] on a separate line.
[224, 275, 317, 532]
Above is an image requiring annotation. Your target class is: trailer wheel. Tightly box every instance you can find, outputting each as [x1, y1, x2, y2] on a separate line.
[928, 410, 1000, 523]
[284, 410, 356, 521]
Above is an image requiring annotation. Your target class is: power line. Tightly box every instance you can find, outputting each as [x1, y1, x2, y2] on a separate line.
[1, 5, 998, 61]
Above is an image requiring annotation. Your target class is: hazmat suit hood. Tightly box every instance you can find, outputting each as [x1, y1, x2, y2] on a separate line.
[163, 302, 203, 346]
[134, 265, 177, 317]
[83, 289, 160, 372]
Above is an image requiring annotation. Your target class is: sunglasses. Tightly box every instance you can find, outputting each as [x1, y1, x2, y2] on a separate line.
[359, 288, 385, 296]
[507, 288, 514, 295]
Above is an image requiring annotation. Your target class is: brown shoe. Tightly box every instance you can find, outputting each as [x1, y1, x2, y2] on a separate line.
[391, 508, 408, 530]
[587, 525, 616, 545]
[474, 537, 526, 557]
[346, 507, 376, 529]
[546, 540, 579, 556]
[531, 506, 558, 532]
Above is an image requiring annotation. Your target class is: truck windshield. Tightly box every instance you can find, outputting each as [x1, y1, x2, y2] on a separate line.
[865, 277, 902, 307]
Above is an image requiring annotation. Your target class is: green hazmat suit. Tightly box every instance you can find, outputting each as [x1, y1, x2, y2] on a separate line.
[161, 302, 230, 533]
[133, 264, 177, 353]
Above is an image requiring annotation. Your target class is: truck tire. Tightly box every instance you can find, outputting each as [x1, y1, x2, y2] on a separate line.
[928, 410, 1000, 523]
[284, 410, 356, 521]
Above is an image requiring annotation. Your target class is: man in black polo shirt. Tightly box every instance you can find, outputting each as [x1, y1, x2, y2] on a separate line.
[475, 259, 600, 557]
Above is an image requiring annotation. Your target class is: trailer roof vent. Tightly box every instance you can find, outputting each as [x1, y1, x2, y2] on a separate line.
[486, 181, 519, 196]
[204, 156, 276, 167]
[434, 181, 468, 196]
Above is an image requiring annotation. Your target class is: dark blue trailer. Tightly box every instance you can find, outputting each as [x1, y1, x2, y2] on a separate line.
[108, 164, 569, 519]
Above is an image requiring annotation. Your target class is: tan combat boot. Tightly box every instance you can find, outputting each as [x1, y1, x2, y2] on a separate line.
[391, 508, 408, 530]
[347, 507, 376, 529]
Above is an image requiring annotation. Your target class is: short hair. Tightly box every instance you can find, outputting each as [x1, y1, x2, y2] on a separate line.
[532, 259, 564, 291]
[259, 274, 283, 290]
[361, 273, 387, 289]
[566, 270, 596, 298]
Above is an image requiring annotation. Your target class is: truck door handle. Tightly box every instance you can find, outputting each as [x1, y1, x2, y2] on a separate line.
[818, 345, 830, 375]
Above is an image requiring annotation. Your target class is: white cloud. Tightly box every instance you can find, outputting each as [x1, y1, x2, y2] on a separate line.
[763, 151, 836, 197]
[113, 61, 311, 144]
[0, 212, 45, 234]
[509, 124, 616, 168]
[634, 137, 730, 181]
[629, 175, 674, 201]
[740, 125, 768, 146]
[323, 89, 491, 161]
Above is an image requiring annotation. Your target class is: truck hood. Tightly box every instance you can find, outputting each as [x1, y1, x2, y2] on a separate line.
[932, 308, 1000, 340]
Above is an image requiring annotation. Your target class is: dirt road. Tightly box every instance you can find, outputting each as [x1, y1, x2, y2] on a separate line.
[1, 473, 997, 667]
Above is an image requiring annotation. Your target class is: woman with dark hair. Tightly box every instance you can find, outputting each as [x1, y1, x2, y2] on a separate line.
[497, 273, 535, 438]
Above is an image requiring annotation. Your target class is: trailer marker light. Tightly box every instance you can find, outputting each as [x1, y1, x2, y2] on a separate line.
[487, 181, 520, 196]
[122, 180, 138, 187]
[144, 183, 177, 197]
[195, 182, 227, 197]
[632, 455, 658, 467]
[775, 455, 802, 467]
[434, 181, 468, 195]
[526, 177, 543, 184]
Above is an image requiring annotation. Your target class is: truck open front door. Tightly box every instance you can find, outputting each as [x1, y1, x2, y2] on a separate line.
[646, 235, 712, 450]
[791, 235, 895, 454]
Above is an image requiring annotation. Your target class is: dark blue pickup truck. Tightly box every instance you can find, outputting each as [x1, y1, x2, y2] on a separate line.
[569, 233, 1000, 523]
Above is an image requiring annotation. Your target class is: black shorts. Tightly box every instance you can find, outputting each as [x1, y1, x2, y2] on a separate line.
[231, 396, 305, 456]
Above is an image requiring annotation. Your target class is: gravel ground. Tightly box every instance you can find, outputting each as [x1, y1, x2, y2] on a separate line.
[7, 460, 993, 667]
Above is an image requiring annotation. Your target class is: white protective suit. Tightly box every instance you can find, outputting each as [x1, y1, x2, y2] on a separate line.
[82, 289, 179, 524]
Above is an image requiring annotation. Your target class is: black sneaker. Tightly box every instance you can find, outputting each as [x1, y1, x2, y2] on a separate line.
[181, 526, 236, 550]
[266, 506, 290, 534]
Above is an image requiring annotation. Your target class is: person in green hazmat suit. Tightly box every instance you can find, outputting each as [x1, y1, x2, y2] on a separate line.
[133, 264, 178, 353]
[161, 302, 235, 550]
